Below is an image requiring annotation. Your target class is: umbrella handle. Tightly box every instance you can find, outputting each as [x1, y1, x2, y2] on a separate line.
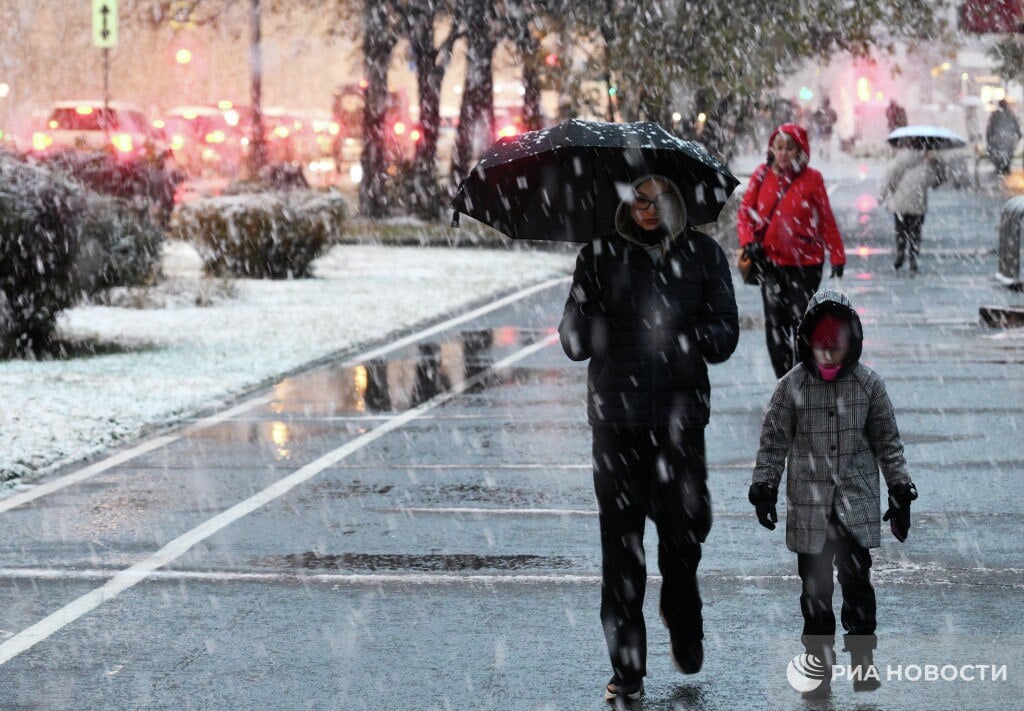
[450, 210, 461, 228]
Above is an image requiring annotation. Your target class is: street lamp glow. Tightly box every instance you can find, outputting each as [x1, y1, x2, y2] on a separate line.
[0, 83, 9, 98]
[176, 48, 192, 65]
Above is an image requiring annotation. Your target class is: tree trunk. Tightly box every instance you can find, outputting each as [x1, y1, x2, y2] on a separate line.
[409, 8, 444, 220]
[248, 0, 266, 176]
[359, 3, 396, 218]
[451, 0, 495, 189]
[508, 2, 542, 131]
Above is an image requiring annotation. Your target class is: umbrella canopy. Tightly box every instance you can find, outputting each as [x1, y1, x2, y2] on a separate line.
[887, 125, 968, 150]
[451, 119, 739, 242]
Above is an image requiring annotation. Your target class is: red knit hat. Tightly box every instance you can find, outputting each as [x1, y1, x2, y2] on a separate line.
[811, 314, 851, 349]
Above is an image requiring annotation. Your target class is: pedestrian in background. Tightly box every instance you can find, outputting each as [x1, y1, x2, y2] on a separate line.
[559, 174, 739, 703]
[985, 99, 1021, 175]
[880, 147, 945, 274]
[737, 123, 846, 379]
[885, 99, 908, 133]
[748, 288, 918, 698]
[811, 98, 838, 160]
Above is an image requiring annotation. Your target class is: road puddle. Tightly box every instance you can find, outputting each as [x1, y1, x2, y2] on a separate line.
[257, 551, 573, 571]
[269, 327, 546, 415]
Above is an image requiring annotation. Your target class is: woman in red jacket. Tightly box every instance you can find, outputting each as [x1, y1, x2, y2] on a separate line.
[737, 123, 846, 378]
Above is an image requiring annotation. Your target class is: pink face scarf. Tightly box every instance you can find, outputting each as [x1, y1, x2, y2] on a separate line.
[816, 362, 843, 381]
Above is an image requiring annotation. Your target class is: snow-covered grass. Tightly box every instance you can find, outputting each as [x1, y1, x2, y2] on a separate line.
[0, 239, 574, 481]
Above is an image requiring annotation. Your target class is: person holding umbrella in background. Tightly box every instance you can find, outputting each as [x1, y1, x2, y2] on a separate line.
[737, 123, 846, 379]
[880, 146, 945, 274]
[881, 125, 966, 274]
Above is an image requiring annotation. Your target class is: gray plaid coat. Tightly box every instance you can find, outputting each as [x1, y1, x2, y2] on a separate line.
[752, 289, 911, 554]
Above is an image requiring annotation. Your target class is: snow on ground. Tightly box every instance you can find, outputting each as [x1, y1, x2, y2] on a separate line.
[0, 240, 574, 482]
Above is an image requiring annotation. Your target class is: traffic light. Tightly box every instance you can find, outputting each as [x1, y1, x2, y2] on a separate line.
[545, 52, 558, 67]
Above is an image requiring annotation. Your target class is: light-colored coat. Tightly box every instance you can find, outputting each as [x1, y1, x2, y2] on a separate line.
[880, 151, 942, 216]
[752, 289, 911, 554]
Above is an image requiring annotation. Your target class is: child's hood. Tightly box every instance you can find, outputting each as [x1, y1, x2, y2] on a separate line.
[796, 289, 864, 377]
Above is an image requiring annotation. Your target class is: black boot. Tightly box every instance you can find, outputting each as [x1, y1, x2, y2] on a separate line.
[845, 634, 882, 692]
[799, 635, 835, 699]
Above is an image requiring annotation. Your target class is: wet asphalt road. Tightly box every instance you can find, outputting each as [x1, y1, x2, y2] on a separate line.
[0, 169, 1022, 710]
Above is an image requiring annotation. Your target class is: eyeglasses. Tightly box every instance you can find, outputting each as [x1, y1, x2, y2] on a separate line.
[632, 193, 672, 211]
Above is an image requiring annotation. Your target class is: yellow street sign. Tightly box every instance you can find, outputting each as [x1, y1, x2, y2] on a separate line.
[92, 0, 118, 49]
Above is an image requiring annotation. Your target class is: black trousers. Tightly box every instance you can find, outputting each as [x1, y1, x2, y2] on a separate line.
[592, 425, 709, 683]
[894, 213, 925, 270]
[797, 513, 877, 637]
[760, 264, 823, 378]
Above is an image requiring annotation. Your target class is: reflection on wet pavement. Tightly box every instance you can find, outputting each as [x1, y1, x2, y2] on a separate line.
[269, 326, 547, 416]
[257, 552, 573, 571]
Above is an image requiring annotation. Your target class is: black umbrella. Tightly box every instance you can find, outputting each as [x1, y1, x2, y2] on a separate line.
[451, 119, 739, 242]
[886, 125, 968, 151]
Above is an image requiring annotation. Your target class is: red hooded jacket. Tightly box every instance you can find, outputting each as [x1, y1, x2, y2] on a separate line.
[737, 123, 845, 268]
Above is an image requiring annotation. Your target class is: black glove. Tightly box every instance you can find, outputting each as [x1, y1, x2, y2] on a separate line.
[830, 264, 844, 279]
[882, 481, 918, 542]
[748, 482, 779, 531]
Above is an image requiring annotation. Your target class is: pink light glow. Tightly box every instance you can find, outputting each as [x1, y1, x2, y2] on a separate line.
[855, 193, 878, 212]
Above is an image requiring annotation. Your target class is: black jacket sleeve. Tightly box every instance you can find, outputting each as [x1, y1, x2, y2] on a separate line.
[559, 246, 600, 361]
[694, 237, 740, 364]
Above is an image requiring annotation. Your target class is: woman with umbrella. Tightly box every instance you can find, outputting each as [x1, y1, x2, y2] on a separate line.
[880, 141, 946, 274]
[453, 119, 740, 702]
[737, 123, 846, 379]
[559, 174, 739, 701]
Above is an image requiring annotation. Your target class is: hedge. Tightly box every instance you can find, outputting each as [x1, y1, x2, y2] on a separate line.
[173, 190, 347, 279]
[0, 152, 164, 357]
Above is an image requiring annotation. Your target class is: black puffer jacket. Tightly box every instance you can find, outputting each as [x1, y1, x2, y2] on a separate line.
[559, 229, 739, 428]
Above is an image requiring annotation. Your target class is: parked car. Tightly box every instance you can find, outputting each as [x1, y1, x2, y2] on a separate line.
[31, 100, 166, 162]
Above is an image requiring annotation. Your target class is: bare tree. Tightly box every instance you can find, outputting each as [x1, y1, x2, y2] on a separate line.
[398, 0, 462, 219]
[504, 0, 543, 131]
[450, 0, 498, 189]
[359, 2, 397, 217]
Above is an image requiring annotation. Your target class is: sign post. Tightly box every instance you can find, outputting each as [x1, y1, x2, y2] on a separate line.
[92, 0, 119, 113]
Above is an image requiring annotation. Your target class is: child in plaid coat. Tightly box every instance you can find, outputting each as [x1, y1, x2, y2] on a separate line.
[747, 288, 918, 696]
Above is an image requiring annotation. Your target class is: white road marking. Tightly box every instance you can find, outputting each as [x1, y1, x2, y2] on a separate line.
[382, 506, 597, 516]
[0, 333, 558, 667]
[0, 568, 607, 585]
[372, 507, 758, 518]
[0, 276, 570, 513]
[0, 397, 272, 513]
[0, 566, 1012, 588]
